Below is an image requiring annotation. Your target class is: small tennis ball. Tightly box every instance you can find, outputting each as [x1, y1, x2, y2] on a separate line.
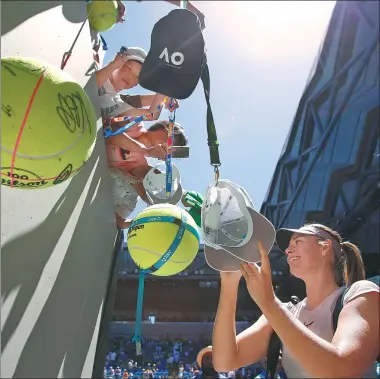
[87, 0, 118, 32]
[1, 56, 97, 190]
[127, 204, 200, 276]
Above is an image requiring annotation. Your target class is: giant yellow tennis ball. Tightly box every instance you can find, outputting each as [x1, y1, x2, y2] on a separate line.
[127, 204, 200, 276]
[1, 56, 97, 189]
[87, 0, 118, 32]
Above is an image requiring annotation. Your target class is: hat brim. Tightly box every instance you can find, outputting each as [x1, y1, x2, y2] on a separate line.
[204, 207, 275, 272]
[275, 228, 316, 253]
[125, 56, 145, 64]
[196, 346, 212, 367]
[146, 183, 183, 206]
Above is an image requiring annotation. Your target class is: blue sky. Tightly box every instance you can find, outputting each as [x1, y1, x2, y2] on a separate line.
[102, 0, 336, 222]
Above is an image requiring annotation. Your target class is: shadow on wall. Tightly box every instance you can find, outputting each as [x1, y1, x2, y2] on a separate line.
[84, 73, 103, 121]
[1, 129, 116, 378]
[1, 0, 88, 37]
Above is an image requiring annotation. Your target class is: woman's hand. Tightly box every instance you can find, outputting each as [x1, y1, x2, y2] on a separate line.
[146, 144, 167, 160]
[96, 53, 126, 88]
[240, 241, 275, 311]
[165, 98, 179, 112]
[110, 53, 127, 70]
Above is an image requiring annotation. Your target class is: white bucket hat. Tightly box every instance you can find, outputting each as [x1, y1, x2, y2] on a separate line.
[143, 162, 183, 205]
[201, 179, 275, 272]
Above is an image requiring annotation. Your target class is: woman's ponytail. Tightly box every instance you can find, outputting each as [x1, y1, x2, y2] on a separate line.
[305, 223, 367, 286]
[341, 241, 366, 286]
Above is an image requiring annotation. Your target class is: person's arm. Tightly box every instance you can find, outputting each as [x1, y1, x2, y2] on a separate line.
[117, 104, 163, 121]
[107, 131, 166, 160]
[138, 94, 155, 108]
[106, 132, 148, 154]
[96, 62, 118, 88]
[121, 108, 159, 119]
[131, 182, 152, 205]
[141, 94, 167, 109]
[124, 93, 166, 116]
[212, 273, 274, 372]
[261, 292, 379, 378]
[116, 214, 132, 229]
[96, 54, 125, 88]
[120, 93, 166, 109]
[120, 93, 165, 110]
[120, 94, 143, 108]
[118, 94, 176, 121]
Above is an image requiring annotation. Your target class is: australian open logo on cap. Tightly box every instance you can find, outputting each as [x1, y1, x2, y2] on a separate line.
[159, 47, 184, 69]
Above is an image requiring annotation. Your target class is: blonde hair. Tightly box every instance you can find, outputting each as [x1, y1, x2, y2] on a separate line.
[306, 223, 366, 286]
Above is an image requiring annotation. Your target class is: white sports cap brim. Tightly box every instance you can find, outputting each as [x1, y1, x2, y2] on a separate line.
[202, 180, 275, 272]
[124, 47, 147, 64]
[146, 182, 183, 206]
[276, 225, 343, 258]
[204, 207, 275, 272]
[143, 163, 182, 206]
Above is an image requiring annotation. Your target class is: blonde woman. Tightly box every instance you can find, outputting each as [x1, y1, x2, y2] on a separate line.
[212, 224, 379, 378]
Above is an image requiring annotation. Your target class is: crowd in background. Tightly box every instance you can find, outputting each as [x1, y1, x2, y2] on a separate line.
[103, 337, 272, 379]
[103, 335, 380, 379]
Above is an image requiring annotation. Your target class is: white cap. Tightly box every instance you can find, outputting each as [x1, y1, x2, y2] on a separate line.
[201, 179, 275, 272]
[143, 162, 183, 205]
[124, 47, 147, 64]
[276, 225, 343, 259]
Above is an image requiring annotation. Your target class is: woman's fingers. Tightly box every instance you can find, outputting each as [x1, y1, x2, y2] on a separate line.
[240, 263, 250, 281]
[258, 241, 271, 274]
[240, 261, 259, 279]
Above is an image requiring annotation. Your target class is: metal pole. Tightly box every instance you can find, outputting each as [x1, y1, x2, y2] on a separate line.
[180, 0, 188, 9]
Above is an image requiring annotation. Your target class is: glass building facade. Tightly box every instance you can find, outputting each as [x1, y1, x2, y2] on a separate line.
[261, 0, 379, 278]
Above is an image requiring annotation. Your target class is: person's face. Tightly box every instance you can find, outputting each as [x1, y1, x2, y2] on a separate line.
[112, 60, 142, 91]
[285, 233, 331, 279]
